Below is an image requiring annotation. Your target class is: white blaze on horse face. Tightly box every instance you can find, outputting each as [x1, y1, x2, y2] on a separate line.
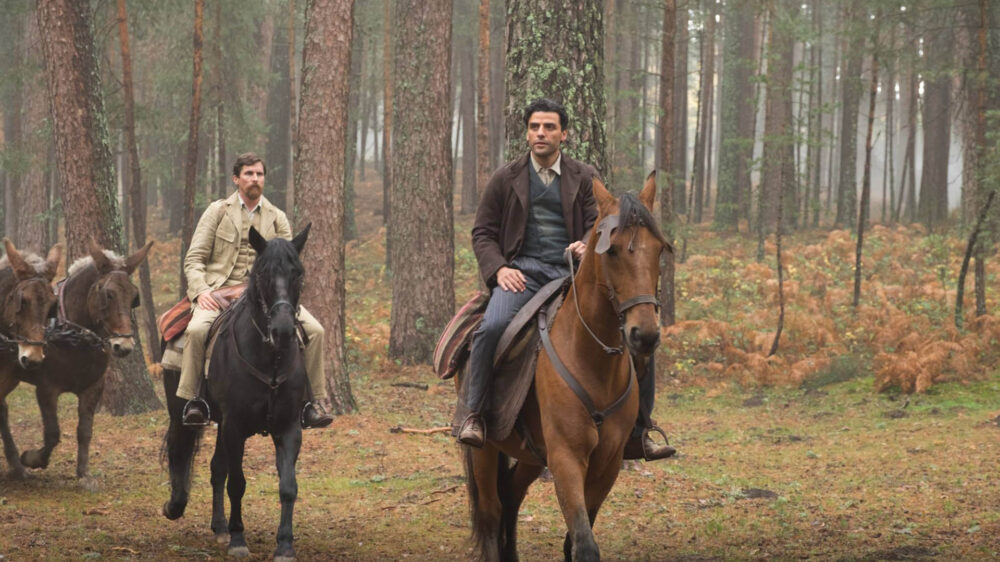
[18, 343, 45, 366]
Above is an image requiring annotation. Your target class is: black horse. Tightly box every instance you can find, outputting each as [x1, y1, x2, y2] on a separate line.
[163, 225, 311, 561]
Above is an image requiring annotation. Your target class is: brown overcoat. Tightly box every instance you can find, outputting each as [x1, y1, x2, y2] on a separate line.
[472, 152, 599, 287]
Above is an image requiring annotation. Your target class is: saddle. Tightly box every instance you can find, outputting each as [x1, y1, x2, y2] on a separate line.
[158, 284, 247, 342]
[440, 277, 570, 441]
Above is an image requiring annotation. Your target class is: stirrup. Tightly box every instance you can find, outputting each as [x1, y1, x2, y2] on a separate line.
[641, 425, 676, 461]
[457, 414, 485, 448]
[182, 398, 211, 427]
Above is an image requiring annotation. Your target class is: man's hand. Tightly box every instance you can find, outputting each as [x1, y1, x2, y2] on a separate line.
[196, 291, 220, 312]
[567, 240, 587, 260]
[496, 266, 527, 293]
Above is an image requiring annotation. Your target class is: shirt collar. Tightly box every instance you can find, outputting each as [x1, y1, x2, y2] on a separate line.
[530, 152, 562, 177]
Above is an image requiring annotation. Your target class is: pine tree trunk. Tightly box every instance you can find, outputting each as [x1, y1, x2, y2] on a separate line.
[180, 0, 204, 298]
[476, 0, 492, 204]
[658, 0, 677, 328]
[715, 0, 755, 231]
[489, 0, 504, 170]
[760, 0, 797, 233]
[37, 0, 160, 415]
[286, 0, 296, 211]
[854, 19, 879, 308]
[459, 24, 477, 215]
[296, 0, 356, 413]
[382, 0, 393, 267]
[116, 0, 159, 362]
[692, 6, 714, 224]
[215, 0, 227, 198]
[916, 9, 953, 231]
[389, 0, 455, 363]
[505, 0, 608, 176]
[834, 0, 863, 229]
[344, 15, 362, 242]
[15, 7, 50, 250]
[673, 3, 689, 215]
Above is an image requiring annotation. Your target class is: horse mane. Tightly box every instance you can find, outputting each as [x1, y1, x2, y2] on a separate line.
[0, 251, 49, 275]
[617, 192, 669, 248]
[67, 250, 127, 277]
[246, 237, 303, 302]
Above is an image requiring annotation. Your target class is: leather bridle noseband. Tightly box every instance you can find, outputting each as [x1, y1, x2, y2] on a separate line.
[248, 272, 300, 348]
[568, 212, 663, 356]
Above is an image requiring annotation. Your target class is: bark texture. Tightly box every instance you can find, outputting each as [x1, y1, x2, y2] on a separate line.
[296, 0, 356, 413]
[180, 0, 204, 297]
[505, 0, 608, 177]
[658, 0, 677, 327]
[389, 0, 455, 363]
[37, 0, 160, 415]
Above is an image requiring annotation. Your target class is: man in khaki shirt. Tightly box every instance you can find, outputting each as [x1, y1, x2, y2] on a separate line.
[177, 152, 332, 429]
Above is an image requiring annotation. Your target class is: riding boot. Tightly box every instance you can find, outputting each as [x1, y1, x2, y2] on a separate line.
[301, 402, 333, 429]
[623, 354, 676, 461]
[300, 378, 333, 429]
[182, 398, 211, 427]
[457, 413, 485, 448]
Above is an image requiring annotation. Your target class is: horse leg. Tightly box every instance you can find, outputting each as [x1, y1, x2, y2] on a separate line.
[74, 379, 104, 491]
[548, 447, 600, 562]
[163, 367, 202, 520]
[463, 444, 504, 562]
[222, 423, 250, 557]
[209, 424, 230, 543]
[0, 376, 28, 479]
[20, 384, 60, 471]
[271, 425, 302, 561]
[500, 461, 544, 562]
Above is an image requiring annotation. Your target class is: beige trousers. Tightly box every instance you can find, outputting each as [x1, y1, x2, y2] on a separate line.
[176, 303, 327, 401]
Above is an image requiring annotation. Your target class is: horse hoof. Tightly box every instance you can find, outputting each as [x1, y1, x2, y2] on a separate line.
[227, 545, 250, 557]
[7, 466, 30, 480]
[78, 476, 99, 492]
[215, 532, 230, 544]
[20, 450, 45, 469]
[162, 501, 186, 520]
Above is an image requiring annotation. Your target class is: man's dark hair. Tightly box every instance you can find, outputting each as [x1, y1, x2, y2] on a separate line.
[523, 98, 569, 131]
[232, 152, 267, 177]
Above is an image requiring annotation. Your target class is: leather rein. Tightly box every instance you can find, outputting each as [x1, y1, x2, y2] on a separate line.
[536, 213, 662, 429]
[56, 272, 136, 345]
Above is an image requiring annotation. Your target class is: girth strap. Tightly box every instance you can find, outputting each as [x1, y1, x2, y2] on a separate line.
[537, 306, 634, 428]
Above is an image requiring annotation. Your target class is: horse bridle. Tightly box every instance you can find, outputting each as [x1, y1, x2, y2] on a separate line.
[249, 272, 301, 348]
[1, 277, 52, 347]
[57, 272, 136, 345]
[567, 212, 663, 356]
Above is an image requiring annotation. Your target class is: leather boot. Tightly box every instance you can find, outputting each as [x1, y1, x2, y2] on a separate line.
[457, 414, 485, 448]
[182, 399, 211, 427]
[301, 402, 333, 429]
[624, 426, 676, 461]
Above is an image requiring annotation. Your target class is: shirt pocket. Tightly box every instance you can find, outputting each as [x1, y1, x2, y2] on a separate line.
[215, 217, 238, 244]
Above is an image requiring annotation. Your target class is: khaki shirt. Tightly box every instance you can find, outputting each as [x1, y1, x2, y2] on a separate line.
[184, 191, 292, 301]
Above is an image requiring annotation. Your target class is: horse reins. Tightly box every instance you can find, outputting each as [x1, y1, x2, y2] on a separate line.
[534, 213, 662, 430]
[56, 273, 135, 345]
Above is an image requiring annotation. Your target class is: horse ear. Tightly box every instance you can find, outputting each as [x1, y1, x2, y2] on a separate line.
[3, 238, 33, 281]
[44, 243, 64, 281]
[639, 170, 656, 211]
[249, 226, 267, 255]
[592, 177, 616, 216]
[124, 240, 153, 275]
[89, 239, 113, 274]
[291, 223, 311, 255]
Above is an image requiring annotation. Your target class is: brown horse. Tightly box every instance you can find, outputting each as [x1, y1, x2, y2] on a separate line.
[0, 239, 62, 479]
[460, 173, 669, 561]
[0, 240, 151, 488]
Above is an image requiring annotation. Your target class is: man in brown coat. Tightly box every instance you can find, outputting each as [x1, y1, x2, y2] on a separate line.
[458, 99, 673, 461]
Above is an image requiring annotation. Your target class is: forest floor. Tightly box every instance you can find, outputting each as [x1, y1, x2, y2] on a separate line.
[3, 178, 1000, 560]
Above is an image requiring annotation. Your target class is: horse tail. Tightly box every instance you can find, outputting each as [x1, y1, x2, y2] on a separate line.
[463, 446, 514, 562]
[160, 366, 204, 520]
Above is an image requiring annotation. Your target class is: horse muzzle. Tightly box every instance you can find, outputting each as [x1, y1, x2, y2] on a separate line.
[17, 344, 45, 369]
[109, 336, 135, 357]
